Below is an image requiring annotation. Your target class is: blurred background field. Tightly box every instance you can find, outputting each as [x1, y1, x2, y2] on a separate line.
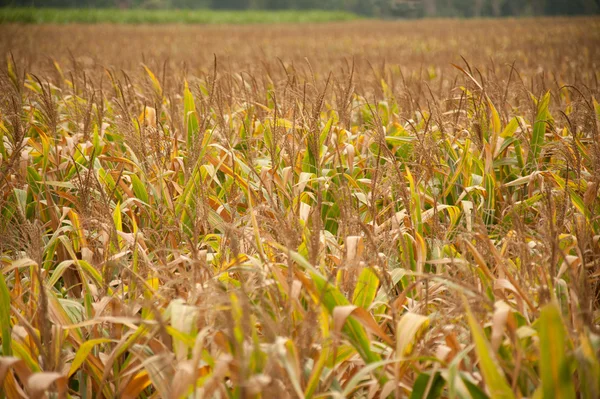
[1, 17, 598, 80]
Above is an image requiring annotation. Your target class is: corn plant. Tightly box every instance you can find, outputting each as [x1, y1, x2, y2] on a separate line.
[1, 20, 599, 398]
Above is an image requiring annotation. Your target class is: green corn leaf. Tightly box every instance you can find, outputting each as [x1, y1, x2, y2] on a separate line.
[352, 267, 379, 310]
[0, 272, 12, 356]
[539, 304, 575, 399]
[319, 117, 334, 148]
[184, 80, 199, 150]
[500, 117, 520, 139]
[461, 375, 490, 399]
[550, 173, 590, 219]
[483, 173, 496, 225]
[98, 168, 122, 203]
[465, 300, 515, 399]
[130, 174, 149, 205]
[315, 280, 381, 365]
[443, 139, 471, 198]
[411, 371, 445, 399]
[577, 331, 600, 399]
[406, 167, 423, 235]
[527, 91, 551, 169]
[282, 247, 384, 370]
[113, 201, 124, 250]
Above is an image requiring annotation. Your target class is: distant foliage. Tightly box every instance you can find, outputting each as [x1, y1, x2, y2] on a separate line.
[0, 7, 359, 23]
[1, 0, 599, 17]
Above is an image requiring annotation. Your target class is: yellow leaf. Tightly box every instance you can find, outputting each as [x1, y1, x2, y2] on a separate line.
[396, 312, 429, 357]
[68, 338, 112, 377]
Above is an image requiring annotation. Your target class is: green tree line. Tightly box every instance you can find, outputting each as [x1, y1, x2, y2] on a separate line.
[1, 0, 599, 17]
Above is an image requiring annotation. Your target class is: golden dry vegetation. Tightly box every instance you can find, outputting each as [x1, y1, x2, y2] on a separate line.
[0, 17, 600, 398]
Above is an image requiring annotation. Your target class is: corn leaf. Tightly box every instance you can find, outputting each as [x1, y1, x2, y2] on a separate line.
[411, 371, 445, 399]
[0, 272, 11, 356]
[527, 91, 551, 169]
[465, 300, 515, 399]
[352, 267, 379, 310]
[539, 304, 575, 399]
[184, 80, 199, 150]
[68, 338, 113, 377]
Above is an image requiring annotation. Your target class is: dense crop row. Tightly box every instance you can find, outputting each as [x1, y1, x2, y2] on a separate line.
[1, 18, 599, 398]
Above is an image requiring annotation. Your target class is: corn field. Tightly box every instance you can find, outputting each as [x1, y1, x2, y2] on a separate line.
[0, 17, 599, 398]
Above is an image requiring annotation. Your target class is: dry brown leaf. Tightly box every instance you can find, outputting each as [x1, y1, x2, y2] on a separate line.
[121, 371, 152, 399]
[0, 357, 32, 390]
[346, 236, 364, 262]
[27, 372, 67, 399]
[491, 301, 511, 351]
[169, 360, 196, 399]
